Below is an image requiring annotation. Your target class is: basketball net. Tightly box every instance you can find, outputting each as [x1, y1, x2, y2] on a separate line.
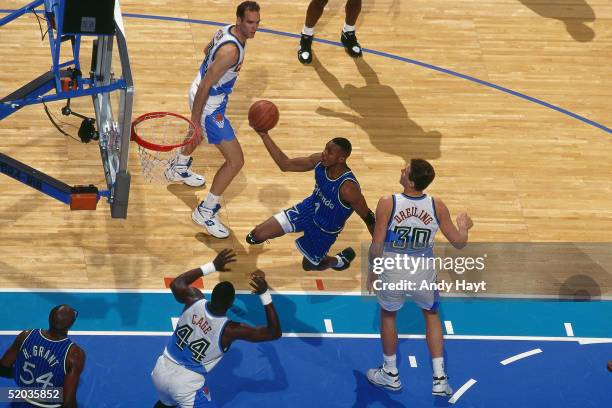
[131, 112, 200, 184]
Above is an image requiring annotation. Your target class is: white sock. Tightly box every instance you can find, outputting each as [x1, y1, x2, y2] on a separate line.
[203, 193, 220, 209]
[383, 354, 397, 374]
[302, 26, 314, 36]
[432, 357, 445, 377]
[335, 255, 345, 268]
[343, 24, 355, 33]
[177, 154, 191, 165]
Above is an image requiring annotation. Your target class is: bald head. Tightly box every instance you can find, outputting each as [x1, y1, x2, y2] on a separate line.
[48, 304, 77, 332]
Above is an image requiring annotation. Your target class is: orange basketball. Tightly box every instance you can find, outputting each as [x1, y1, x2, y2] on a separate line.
[248, 100, 279, 132]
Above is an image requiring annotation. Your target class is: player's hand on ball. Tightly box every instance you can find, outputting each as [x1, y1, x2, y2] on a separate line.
[457, 213, 473, 231]
[250, 270, 268, 295]
[213, 248, 236, 271]
[253, 128, 269, 138]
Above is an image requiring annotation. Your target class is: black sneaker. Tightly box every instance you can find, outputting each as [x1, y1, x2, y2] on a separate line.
[340, 30, 362, 58]
[246, 232, 265, 245]
[332, 247, 356, 271]
[298, 34, 314, 64]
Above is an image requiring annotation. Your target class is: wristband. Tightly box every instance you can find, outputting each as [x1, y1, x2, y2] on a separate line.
[199, 262, 216, 276]
[259, 290, 272, 305]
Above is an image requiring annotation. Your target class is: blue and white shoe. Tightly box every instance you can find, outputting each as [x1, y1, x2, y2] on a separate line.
[165, 157, 205, 187]
[367, 367, 402, 391]
[432, 375, 453, 396]
[192, 203, 229, 239]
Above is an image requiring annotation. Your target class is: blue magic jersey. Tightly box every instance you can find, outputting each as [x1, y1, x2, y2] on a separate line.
[15, 330, 73, 393]
[191, 25, 245, 115]
[165, 299, 229, 376]
[310, 163, 358, 234]
[385, 194, 440, 256]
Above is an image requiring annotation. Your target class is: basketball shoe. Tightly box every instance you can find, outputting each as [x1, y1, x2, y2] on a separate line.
[432, 376, 453, 396]
[340, 30, 362, 58]
[298, 34, 314, 64]
[332, 247, 356, 271]
[165, 157, 205, 187]
[192, 203, 229, 239]
[367, 367, 402, 391]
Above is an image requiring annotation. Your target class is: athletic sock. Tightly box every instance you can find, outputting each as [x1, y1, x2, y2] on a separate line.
[177, 154, 191, 165]
[203, 193, 220, 210]
[342, 23, 355, 33]
[302, 26, 315, 36]
[383, 354, 398, 374]
[432, 357, 446, 378]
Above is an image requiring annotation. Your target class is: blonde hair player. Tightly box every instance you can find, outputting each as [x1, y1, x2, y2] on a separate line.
[165, 1, 261, 239]
[366, 159, 473, 396]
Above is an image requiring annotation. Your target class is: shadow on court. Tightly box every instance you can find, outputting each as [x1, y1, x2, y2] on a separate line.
[517, 0, 596, 42]
[312, 56, 442, 161]
[210, 344, 288, 407]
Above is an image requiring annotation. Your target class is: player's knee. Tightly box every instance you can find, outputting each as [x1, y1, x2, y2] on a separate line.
[227, 153, 244, 173]
[312, 0, 328, 8]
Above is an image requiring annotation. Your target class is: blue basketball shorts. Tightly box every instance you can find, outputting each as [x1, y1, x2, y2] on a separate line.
[202, 110, 236, 145]
[274, 197, 338, 265]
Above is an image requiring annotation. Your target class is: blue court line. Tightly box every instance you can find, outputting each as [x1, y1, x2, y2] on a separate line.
[0, 9, 609, 134]
[1, 292, 612, 339]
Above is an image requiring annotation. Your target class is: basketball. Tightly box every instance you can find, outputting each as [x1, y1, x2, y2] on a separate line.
[248, 100, 279, 132]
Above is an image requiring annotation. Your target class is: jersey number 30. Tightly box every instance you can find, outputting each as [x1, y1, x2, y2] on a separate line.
[175, 325, 211, 363]
[392, 226, 431, 250]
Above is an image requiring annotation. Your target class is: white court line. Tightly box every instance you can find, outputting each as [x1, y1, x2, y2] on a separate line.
[500, 348, 542, 365]
[408, 356, 417, 368]
[171, 318, 179, 330]
[449, 378, 476, 404]
[444, 320, 454, 335]
[1, 288, 611, 300]
[0, 331, 611, 343]
[564, 322, 574, 337]
[324, 319, 334, 333]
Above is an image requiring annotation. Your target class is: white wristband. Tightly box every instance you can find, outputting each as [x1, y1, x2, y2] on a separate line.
[259, 290, 272, 305]
[199, 262, 216, 276]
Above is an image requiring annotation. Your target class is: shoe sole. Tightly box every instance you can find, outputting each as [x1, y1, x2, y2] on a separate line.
[432, 390, 453, 396]
[191, 211, 230, 239]
[367, 377, 402, 392]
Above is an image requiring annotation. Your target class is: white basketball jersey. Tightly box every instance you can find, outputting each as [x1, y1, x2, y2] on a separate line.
[165, 298, 229, 375]
[385, 193, 440, 255]
[190, 25, 245, 115]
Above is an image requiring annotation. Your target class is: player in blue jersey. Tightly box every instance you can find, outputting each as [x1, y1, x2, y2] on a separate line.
[366, 159, 473, 396]
[165, 1, 261, 239]
[152, 249, 282, 408]
[246, 129, 375, 271]
[0, 305, 85, 408]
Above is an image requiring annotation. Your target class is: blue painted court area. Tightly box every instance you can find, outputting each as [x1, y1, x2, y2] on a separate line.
[0, 291, 611, 407]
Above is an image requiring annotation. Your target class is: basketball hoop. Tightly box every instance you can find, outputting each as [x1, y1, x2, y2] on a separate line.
[131, 112, 200, 183]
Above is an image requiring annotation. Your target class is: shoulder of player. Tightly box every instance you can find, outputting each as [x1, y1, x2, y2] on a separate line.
[339, 178, 361, 200]
[377, 195, 394, 208]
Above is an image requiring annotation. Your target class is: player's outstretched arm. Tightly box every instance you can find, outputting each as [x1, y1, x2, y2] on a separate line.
[253, 129, 320, 172]
[222, 272, 282, 347]
[63, 345, 85, 408]
[170, 249, 237, 307]
[434, 198, 473, 249]
[340, 180, 376, 237]
[191, 44, 240, 131]
[0, 330, 29, 378]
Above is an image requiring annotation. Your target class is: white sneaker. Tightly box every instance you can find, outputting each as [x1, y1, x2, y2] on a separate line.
[192, 203, 229, 239]
[165, 157, 205, 187]
[432, 375, 453, 396]
[367, 367, 402, 391]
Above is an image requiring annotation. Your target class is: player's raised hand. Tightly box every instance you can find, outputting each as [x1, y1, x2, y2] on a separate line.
[213, 248, 236, 271]
[456, 213, 473, 231]
[249, 270, 268, 295]
[252, 128, 270, 138]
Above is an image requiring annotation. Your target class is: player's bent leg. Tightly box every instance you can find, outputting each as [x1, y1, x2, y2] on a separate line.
[210, 139, 244, 196]
[247, 216, 287, 244]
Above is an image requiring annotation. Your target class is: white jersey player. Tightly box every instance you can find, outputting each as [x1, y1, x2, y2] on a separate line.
[366, 159, 473, 397]
[152, 249, 281, 408]
[165, 1, 261, 239]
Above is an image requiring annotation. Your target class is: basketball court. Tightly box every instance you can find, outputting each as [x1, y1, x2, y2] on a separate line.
[1, 0, 611, 406]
